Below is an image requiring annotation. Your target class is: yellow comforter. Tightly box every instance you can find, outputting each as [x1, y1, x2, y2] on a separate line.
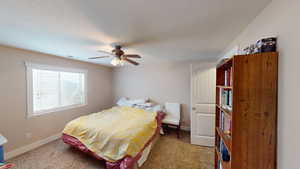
[63, 106, 157, 162]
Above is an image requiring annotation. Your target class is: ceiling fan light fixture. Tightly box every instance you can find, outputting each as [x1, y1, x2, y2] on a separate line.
[119, 59, 125, 66]
[110, 58, 118, 66]
[111, 58, 125, 66]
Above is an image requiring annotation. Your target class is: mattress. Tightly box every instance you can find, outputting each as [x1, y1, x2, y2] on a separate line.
[62, 108, 165, 169]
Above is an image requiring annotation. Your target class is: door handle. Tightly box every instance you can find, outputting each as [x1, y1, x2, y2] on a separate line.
[192, 107, 196, 111]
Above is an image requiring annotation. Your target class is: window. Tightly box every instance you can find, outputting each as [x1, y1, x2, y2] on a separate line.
[26, 63, 87, 117]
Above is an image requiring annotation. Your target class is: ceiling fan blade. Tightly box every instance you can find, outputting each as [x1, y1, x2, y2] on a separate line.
[123, 54, 141, 58]
[88, 56, 110, 59]
[97, 50, 113, 55]
[124, 58, 139, 66]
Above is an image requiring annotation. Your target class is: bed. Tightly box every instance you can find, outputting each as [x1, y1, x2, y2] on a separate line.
[62, 106, 165, 169]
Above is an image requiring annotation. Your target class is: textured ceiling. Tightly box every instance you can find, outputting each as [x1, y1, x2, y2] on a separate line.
[0, 0, 271, 66]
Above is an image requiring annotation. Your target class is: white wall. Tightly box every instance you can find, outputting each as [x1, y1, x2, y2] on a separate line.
[222, 0, 300, 168]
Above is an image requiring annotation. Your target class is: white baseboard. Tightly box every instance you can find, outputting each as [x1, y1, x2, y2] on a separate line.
[5, 133, 62, 160]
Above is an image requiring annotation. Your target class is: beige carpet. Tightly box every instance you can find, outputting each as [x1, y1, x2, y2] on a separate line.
[8, 130, 214, 169]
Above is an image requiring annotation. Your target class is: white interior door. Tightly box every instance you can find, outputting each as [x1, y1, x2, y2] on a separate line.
[191, 63, 216, 147]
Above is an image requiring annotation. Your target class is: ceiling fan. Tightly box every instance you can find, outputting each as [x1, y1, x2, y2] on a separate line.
[88, 45, 141, 66]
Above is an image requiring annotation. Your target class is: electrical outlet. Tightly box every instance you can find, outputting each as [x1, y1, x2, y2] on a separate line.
[25, 133, 32, 139]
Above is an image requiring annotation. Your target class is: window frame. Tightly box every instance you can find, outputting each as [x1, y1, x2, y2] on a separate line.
[25, 62, 88, 118]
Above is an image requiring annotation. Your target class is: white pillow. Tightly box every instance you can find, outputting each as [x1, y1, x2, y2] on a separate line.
[141, 104, 164, 112]
[116, 97, 134, 107]
[134, 102, 153, 110]
[136, 102, 153, 107]
[127, 98, 149, 105]
[116, 97, 127, 106]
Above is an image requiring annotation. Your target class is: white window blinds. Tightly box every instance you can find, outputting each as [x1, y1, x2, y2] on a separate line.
[26, 63, 87, 117]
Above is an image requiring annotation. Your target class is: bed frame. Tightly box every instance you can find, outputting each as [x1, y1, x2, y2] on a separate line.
[133, 133, 160, 169]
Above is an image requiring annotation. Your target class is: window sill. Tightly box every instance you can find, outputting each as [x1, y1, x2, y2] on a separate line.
[27, 103, 87, 118]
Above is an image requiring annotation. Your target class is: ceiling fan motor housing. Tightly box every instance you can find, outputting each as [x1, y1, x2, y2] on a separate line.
[112, 45, 124, 57]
